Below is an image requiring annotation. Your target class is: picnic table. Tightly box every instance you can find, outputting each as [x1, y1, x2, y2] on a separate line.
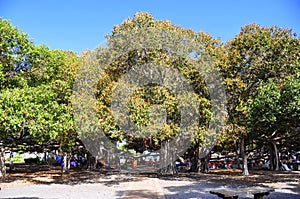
[210, 186, 274, 199]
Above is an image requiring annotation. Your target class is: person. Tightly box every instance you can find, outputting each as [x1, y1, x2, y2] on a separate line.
[55, 155, 64, 166]
[186, 158, 191, 170]
[281, 162, 291, 171]
[225, 161, 231, 169]
[251, 159, 255, 168]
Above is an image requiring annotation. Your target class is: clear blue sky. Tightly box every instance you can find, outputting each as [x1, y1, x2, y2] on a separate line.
[0, 0, 299, 54]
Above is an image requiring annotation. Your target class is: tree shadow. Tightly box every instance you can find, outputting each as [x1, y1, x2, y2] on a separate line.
[163, 182, 221, 199]
[150, 170, 300, 199]
[162, 181, 300, 199]
[2, 166, 300, 199]
[264, 192, 300, 199]
[159, 170, 300, 186]
[264, 181, 300, 199]
[1, 164, 137, 186]
[0, 197, 51, 199]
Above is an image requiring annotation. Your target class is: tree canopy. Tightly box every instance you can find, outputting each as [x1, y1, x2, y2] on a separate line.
[0, 18, 80, 152]
[0, 14, 299, 176]
[218, 23, 300, 174]
[72, 12, 228, 172]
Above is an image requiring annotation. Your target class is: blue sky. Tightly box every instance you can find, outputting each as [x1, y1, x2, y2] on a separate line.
[0, 0, 299, 54]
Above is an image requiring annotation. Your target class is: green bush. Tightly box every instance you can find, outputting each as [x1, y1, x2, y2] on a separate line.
[6, 155, 25, 163]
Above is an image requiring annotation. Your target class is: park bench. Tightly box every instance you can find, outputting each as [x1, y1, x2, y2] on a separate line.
[210, 186, 274, 199]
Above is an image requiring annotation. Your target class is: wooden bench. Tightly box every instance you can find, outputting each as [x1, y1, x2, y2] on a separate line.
[210, 187, 274, 199]
[210, 190, 238, 199]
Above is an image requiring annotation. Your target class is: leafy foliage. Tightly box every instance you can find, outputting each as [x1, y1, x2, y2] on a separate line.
[1, 14, 299, 173]
[0, 19, 80, 152]
[88, 12, 221, 153]
[220, 23, 300, 139]
[0, 18, 33, 89]
[248, 70, 300, 147]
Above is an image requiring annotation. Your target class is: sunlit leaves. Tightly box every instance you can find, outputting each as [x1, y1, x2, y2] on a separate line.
[248, 72, 300, 139]
[0, 85, 74, 145]
[219, 23, 300, 150]
[86, 12, 221, 152]
[0, 18, 33, 89]
[0, 19, 80, 151]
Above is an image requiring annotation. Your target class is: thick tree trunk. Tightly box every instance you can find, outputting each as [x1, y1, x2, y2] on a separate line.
[242, 154, 249, 175]
[240, 138, 249, 176]
[0, 146, 6, 178]
[270, 141, 280, 171]
[87, 152, 96, 170]
[159, 141, 168, 171]
[189, 145, 200, 172]
[159, 140, 176, 175]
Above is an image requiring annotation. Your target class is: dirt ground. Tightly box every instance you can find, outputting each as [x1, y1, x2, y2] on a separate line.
[0, 165, 299, 198]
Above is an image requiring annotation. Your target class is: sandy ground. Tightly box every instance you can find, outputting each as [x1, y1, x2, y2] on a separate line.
[0, 169, 299, 199]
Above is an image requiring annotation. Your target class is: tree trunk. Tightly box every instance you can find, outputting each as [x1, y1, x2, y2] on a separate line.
[240, 138, 249, 176]
[44, 150, 48, 165]
[200, 154, 210, 173]
[269, 144, 275, 170]
[0, 146, 6, 178]
[9, 151, 14, 171]
[59, 147, 69, 174]
[189, 145, 200, 172]
[242, 154, 249, 175]
[235, 140, 242, 169]
[87, 152, 96, 170]
[63, 153, 70, 173]
[159, 140, 168, 171]
[159, 140, 176, 175]
[270, 141, 280, 171]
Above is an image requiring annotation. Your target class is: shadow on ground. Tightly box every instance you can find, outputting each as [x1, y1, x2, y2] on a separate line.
[1, 165, 300, 199]
[157, 170, 300, 199]
[1, 164, 137, 186]
[161, 182, 300, 199]
[0, 197, 47, 199]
